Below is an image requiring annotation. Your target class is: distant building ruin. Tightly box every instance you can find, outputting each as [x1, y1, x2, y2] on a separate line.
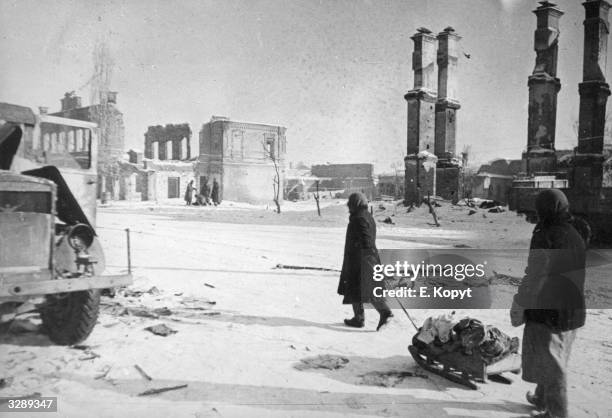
[51, 91, 125, 200]
[310, 163, 376, 200]
[404, 26, 463, 204]
[196, 116, 287, 204]
[472, 159, 522, 204]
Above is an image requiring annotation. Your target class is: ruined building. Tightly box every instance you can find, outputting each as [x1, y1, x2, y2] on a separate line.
[116, 123, 195, 202]
[511, 1, 612, 240]
[310, 163, 376, 200]
[196, 116, 286, 204]
[404, 26, 463, 204]
[50, 91, 125, 199]
[138, 123, 195, 200]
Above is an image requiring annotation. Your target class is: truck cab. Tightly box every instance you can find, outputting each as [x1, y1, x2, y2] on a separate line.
[0, 103, 131, 345]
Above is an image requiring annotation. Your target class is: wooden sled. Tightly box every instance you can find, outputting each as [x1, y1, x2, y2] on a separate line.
[408, 344, 521, 390]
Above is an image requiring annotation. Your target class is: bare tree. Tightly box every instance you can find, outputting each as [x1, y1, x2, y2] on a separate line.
[460, 144, 472, 200]
[314, 180, 321, 216]
[263, 140, 281, 214]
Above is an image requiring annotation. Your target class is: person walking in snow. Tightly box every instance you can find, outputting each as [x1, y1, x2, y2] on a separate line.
[511, 189, 587, 418]
[337, 192, 393, 331]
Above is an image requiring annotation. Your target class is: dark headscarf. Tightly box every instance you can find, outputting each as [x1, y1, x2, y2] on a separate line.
[535, 189, 570, 225]
[347, 192, 368, 215]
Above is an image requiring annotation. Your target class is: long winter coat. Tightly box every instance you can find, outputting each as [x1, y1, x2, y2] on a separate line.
[514, 220, 586, 332]
[211, 180, 220, 204]
[184, 183, 194, 203]
[515, 218, 586, 385]
[337, 208, 380, 304]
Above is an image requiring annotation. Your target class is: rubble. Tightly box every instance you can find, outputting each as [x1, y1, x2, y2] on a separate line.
[134, 364, 153, 381]
[94, 365, 112, 380]
[295, 354, 349, 371]
[359, 370, 428, 387]
[144, 324, 177, 337]
[0, 377, 13, 389]
[8, 319, 39, 333]
[137, 384, 188, 396]
[274, 264, 340, 272]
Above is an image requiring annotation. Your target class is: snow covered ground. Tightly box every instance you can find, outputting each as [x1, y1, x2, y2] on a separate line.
[1, 200, 611, 417]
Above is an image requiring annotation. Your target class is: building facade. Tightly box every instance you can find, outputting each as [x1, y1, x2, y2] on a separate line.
[196, 116, 287, 204]
[50, 91, 125, 200]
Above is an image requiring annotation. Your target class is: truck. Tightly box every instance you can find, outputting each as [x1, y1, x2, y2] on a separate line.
[0, 102, 132, 345]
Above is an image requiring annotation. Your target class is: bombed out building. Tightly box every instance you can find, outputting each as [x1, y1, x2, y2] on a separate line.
[404, 27, 463, 205]
[196, 116, 286, 204]
[113, 116, 287, 204]
[50, 91, 125, 200]
[114, 123, 195, 202]
[310, 163, 376, 200]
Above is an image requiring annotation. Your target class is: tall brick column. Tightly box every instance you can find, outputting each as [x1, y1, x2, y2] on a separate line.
[405, 27, 438, 205]
[573, 0, 611, 193]
[524, 1, 563, 174]
[577, 0, 611, 154]
[435, 27, 461, 160]
[434, 26, 462, 202]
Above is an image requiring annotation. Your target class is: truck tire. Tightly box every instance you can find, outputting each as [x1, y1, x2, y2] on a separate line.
[40, 289, 101, 345]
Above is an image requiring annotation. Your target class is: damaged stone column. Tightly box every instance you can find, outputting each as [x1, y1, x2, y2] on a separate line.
[573, 0, 611, 192]
[405, 27, 438, 205]
[435, 26, 461, 159]
[577, 0, 611, 154]
[524, 1, 563, 174]
[435, 27, 462, 202]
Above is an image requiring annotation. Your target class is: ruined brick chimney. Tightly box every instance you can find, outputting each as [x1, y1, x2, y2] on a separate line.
[60, 92, 82, 111]
[435, 26, 461, 160]
[523, 1, 563, 174]
[405, 27, 438, 155]
[577, 0, 611, 154]
[404, 27, 438, 204]
[101, 91, 118, 105]
[528, 1, 562, 151]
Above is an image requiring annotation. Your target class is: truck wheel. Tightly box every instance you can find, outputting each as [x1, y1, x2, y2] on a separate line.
[40, 290, 101, 345]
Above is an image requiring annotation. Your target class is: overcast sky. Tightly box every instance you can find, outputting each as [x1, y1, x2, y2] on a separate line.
[0, 0, 605, 171]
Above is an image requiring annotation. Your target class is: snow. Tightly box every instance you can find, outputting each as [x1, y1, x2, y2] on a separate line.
[1, 202, 610, 417]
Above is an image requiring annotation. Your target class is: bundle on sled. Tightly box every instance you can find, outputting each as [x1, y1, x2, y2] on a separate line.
[408, 313, 521, 389]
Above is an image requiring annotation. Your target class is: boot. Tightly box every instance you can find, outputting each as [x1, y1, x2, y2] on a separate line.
[345, 303, 365, 328]
[344, 317, 365, 328]
[526, 391, 545, 411]
[376, 311, 393, 331]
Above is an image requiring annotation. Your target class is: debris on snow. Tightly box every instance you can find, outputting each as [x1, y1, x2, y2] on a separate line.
[295, 354, 349, 371]
[137, 384, 188, 396]
[144, 324, 177, 337]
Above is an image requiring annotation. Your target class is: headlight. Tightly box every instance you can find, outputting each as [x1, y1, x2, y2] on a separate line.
[67, 223, 95, 251]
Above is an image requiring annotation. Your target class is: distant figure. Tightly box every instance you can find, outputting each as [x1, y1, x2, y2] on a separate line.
[511, 189, 586, 418]
[211, 178, 220, 206]
[184, 180, 195, 206]
[199, 177, 211, 206]
[337, 192, 393, 331]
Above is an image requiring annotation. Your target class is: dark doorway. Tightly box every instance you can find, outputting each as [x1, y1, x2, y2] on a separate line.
[168, 177, 180, 198]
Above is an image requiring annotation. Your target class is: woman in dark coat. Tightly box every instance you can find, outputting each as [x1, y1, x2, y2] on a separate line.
[211, 178, 220, 206]
[338, 192, 393, 331]
[184, 180, 194, 205]
[511, 189, 587, 418]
